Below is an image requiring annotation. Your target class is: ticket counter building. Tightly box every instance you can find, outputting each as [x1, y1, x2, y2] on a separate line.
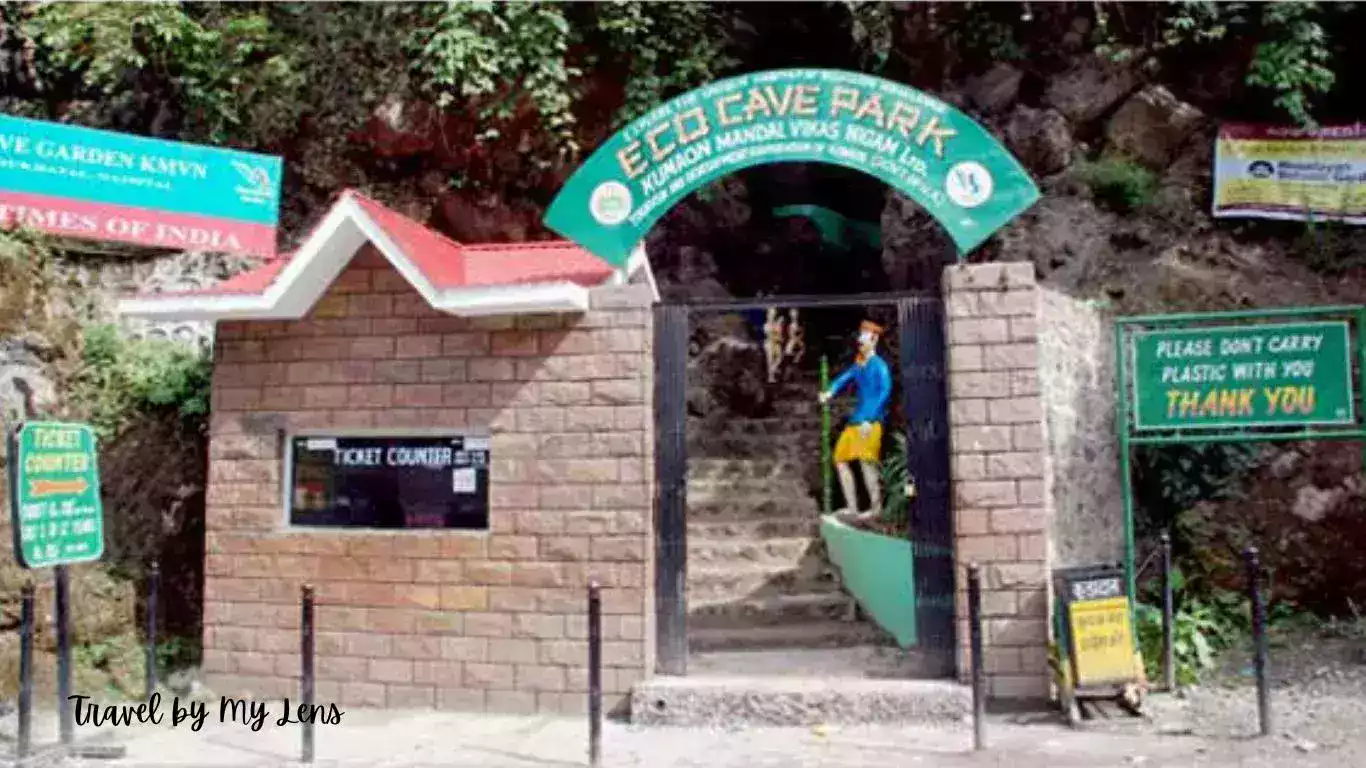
[121, 190, 660, 714]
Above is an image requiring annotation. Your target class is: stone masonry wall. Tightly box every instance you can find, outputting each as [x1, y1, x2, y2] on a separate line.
[1039, 288, 1123, 568]
[202, 245, 655, 715]
[945, 262, 1052, 700]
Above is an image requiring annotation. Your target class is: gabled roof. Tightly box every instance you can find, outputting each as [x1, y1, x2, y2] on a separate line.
[118, 189, 652, 321]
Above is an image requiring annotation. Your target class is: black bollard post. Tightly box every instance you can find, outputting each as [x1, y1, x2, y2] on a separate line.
[968, 563, 986, 751]
[55, 564, 73, 747]
[146, 560, 160, 700]
[1161, 531, 1175, 692]
[1244, 547, 1271, 737]
[301, 584, 315, 764]
[588, 581, 602, 768]
[18, 582, 34, 760]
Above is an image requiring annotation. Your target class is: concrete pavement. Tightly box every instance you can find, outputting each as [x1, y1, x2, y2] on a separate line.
[1, 705, 1355, 767]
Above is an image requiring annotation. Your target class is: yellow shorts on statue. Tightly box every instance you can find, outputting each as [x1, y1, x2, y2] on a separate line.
[833, 422, 882, 463]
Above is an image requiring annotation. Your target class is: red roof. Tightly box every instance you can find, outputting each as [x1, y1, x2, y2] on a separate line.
[132, 189, 615, 300]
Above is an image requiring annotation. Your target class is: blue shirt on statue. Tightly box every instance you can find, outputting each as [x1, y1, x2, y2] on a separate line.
[829, 353, 891, 424]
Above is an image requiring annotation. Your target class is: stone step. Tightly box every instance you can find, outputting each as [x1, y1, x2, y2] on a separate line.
[687, 645, 959, 680]
[688, 591, 854, 627]
[687, 417, 825, 438]
[631, 671, 970, 727]
[686, 563, 840, 603]
[686, 497, 822, 522]
[686, 619, 892, 653]
[688, 457, 810, 481]
[688, 536, 818, 568]
[686, 516, 821, 540]
[687, 440, 821, 461]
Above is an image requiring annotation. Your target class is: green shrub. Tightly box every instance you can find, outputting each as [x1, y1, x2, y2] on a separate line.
[878, 431, 910, 532]
[1077, 158, 1159, 213]
[69, 324, 212, 439]
[1134, 583, 1245, 685]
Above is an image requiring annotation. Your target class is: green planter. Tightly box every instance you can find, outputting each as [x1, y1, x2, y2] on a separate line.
[819, 513, 917, 648]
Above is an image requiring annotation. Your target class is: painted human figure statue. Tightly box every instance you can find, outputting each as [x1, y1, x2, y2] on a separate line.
[818, 320, 892, 520]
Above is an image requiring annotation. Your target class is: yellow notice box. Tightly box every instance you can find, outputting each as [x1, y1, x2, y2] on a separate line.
[1068, 596, 1136, 686]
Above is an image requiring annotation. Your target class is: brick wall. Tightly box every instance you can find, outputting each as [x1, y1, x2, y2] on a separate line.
[202, 246, 655, 714]
[944, 262, 1052, 700]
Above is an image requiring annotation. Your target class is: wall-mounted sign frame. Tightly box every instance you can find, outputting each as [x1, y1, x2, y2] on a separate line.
[1115, 305, 1366, 598]
[283, 431, 491, 531]
[0, 114, 282, 256]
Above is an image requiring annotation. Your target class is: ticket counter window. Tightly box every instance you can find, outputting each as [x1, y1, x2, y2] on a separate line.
[286, 434, 490, 530]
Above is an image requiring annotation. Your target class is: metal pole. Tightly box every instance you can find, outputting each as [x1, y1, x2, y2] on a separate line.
[820, 355, 832, 515]
[301, 584, 315, 764]
[1161, 531, 1175, 692]
[55, 564, 73, 747]
[19, 581, 34, 760]
[968, 563, 986, 751]
[1244, 547, 1271, 737]
[1115, 323, 1138, 603]
[146, 560, 160, 700]
[588, 581, 603, 767]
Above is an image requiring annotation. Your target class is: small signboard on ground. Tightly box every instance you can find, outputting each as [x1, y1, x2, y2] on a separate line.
[7, 421, 104, 568]
[1054, 565, 1140, 689]
[1129, 320, 1354, 431]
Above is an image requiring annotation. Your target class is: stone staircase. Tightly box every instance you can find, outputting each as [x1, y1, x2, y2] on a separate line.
[685, 375, 894, 654]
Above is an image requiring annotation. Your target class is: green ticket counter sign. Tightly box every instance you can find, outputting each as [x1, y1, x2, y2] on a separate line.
[1131, 320, 1355, 430]
[7, 421, 104, 568]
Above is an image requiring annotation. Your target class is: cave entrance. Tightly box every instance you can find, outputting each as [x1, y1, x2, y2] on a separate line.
[654, 290, 953, 678]
[542, 68, 1040, 683]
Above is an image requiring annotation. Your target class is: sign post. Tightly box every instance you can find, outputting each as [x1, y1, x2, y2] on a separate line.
[7, 420, 106, 753]
[1116, 306, 1366, 600]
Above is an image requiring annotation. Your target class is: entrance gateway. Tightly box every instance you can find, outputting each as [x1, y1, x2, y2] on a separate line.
[544, 69, 1041, 686]
[119, 68, 1053, 716]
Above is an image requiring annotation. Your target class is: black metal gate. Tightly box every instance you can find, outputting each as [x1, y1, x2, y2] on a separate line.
[653, 294, 954, 676]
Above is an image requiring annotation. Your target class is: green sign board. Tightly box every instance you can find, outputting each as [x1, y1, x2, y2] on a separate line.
[544, 68, 1040, 267]
[1130, 321, 1355, 430]
[7, 421, 104, 568]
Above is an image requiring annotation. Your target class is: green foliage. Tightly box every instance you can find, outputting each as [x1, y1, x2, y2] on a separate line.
[155, 634, 200, 673]
[1076, 158, 1158, 213]
[1132, 443, 1261, 539]
[70, 324, 211, 440]
[412, 2, 734, 154]
[1245, 3, 1335, 127]
[878, 431, 910, 532]
[412, 2, 577, 151]
[1093, 1, 1339, 126]
[1135, 592, 1241, 685]
[24, 3, 305, 144]
[589, 2, 735, 126]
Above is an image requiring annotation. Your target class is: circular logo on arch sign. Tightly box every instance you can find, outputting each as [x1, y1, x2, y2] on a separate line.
[589, 181, 633, 226]
[945, 161, 994, 209]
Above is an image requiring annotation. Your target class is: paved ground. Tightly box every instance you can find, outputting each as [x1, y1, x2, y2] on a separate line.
[0, 701, 1358, 768]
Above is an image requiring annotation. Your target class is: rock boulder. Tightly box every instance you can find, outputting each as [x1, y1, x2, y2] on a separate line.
[1005, 106, 1075, 177]
[966, 64, 1023, 114]
[1044, 57, 1139, 125]
[1105, 86, 1206, 170]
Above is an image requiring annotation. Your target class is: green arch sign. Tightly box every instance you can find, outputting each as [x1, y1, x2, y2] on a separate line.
[544, 68, 1040, 268]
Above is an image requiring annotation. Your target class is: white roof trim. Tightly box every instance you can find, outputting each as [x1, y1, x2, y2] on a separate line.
[626, 243, 660, 302]
[435, 282, 590, 317]
[118, 192, 606, 322]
